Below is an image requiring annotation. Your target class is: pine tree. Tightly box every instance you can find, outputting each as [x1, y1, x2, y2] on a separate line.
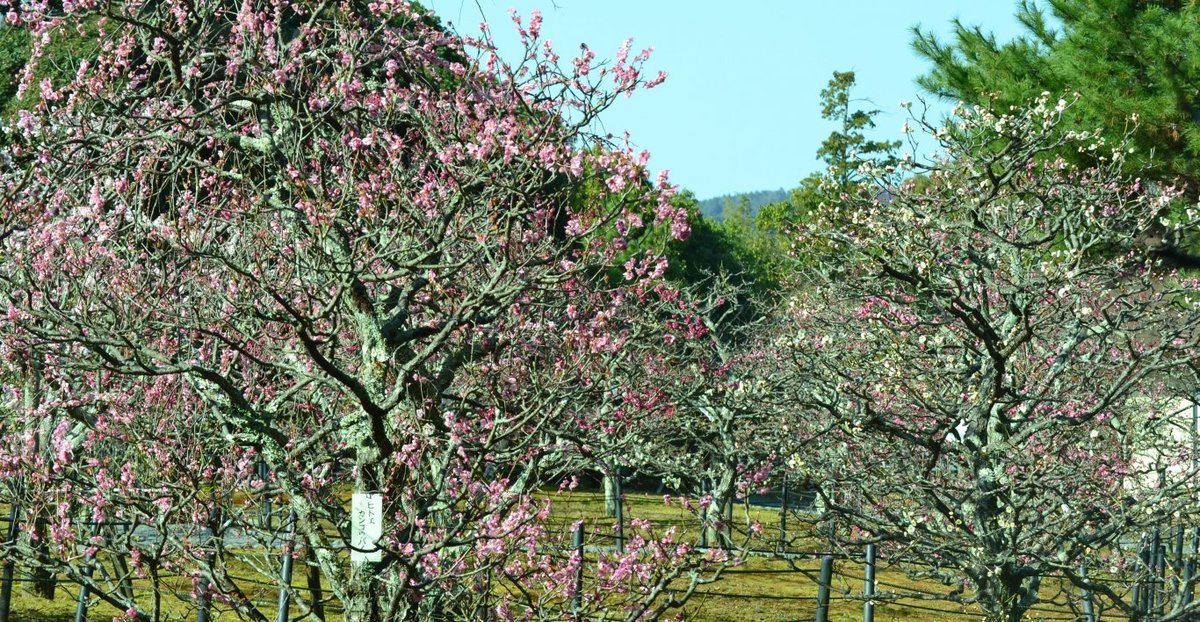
[914, 0, 1200, 197]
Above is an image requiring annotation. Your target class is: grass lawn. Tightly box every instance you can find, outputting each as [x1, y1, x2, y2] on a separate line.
[3, 491, 1128, 620]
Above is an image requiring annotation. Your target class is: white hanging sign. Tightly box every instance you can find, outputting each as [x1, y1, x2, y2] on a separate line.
[350, 492, 383, 562]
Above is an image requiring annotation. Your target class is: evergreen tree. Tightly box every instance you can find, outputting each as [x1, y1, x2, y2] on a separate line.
[816, 71, 900, 195]
[756, 71, 897, 234]
[913, 0, 1200, 197]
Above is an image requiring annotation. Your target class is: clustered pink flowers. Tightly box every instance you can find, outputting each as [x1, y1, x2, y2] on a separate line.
[0, 0, 741, 619]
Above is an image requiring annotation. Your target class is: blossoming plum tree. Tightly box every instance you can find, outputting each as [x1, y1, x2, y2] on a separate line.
[0, 0, 717, 620]
[614, 277, 808, 548]
[784, 97, 1200, 622]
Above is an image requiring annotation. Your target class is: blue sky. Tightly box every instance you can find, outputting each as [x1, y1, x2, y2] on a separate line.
[424, 1, 1030, 199]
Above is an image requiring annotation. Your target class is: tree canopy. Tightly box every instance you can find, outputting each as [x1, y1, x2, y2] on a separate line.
[0, 1, 730, 619]
[785, 95, 1200, 622]
[914, 0, 1200, 198]
[6, 2, 1200, 620]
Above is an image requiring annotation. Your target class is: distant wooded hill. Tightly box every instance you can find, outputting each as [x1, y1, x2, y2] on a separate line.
[697, 188, 789, 220]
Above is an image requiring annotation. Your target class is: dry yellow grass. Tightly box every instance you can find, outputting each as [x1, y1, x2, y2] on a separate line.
[4, 491, 1129, 621]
